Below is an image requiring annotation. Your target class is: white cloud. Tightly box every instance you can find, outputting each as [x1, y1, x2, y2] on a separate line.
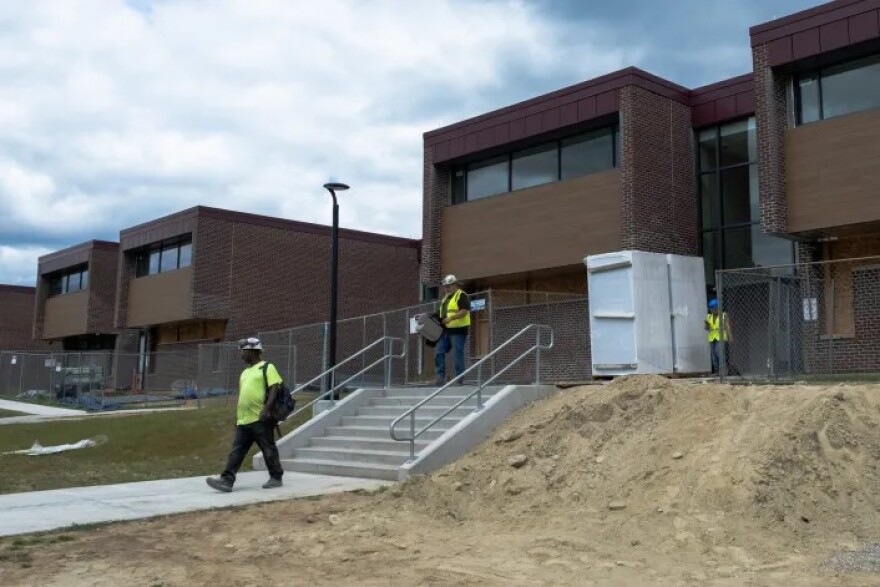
[0, 0, 640, 284]
[0, 245, 54, 285]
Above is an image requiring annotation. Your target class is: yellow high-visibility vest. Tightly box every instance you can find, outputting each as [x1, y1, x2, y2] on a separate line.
[706, 313, 728, 342]
[441, 289, 471, 329]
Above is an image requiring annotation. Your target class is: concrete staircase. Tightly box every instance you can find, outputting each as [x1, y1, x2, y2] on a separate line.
[280, 385, 505, 481]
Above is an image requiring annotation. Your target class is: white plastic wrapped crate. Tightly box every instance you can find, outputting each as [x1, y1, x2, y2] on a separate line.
[585, 251, 709, 377]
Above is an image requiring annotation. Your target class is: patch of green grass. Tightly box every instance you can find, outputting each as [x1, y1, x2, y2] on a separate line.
[0, 408, 27, 419]
[0, 403, 312, 494]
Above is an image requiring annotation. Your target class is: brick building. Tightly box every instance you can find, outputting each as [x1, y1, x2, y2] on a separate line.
[115, 206, 421, 364]
[0, 285, 49, 351]
[422, 0, 880, 373]
[33, 240, 122, 351]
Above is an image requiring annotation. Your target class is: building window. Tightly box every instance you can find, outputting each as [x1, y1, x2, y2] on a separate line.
[450, 124, 619, 204]
[697, 117, 793, 286]
[135, 235, 193, 277]
[796, 53, 880, 124]
[48, 265, 89, 296]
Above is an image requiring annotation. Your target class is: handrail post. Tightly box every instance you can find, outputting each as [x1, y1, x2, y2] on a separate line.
[384, 337, 392, 390]
[535, 327, 542, 386]
[409, 412, 416, 459]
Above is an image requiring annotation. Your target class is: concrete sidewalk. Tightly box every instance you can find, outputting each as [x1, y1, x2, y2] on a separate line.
[0, 399, 85, 417]
[0, 472, 389, 537]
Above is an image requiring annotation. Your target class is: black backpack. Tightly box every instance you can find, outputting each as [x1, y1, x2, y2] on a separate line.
[261, 363, 296, 435]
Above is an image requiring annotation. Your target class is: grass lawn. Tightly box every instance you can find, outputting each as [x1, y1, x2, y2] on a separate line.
[0, 398, 314, 495]
[0, 409, 27, 419]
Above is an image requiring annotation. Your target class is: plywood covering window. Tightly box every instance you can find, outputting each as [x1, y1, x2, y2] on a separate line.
[156, 320, 226, 345]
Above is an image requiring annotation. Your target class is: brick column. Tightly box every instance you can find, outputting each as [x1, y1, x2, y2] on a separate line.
[619, 85, 698, 256]
[420, 144, 448, 291]
[753, 43, 791, 236]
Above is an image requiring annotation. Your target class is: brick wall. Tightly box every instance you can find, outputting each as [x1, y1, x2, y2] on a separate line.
[753, 42, 792, 236]
[619, 85, 699, 256]
[87, 247, 121, 335]
[191, 216, 421, 340]
[801, 267, 880, 374]
[0, 286, 49, 351]
[421, 146, 448, 291]
[113, 251, 138, 330]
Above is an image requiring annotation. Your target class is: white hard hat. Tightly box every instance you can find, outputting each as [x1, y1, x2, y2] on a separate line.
[238, 337, 263, 351]
[442, 274, 458, 286]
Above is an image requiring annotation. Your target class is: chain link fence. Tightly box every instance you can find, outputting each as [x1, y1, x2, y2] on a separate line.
[245, 289, 589, 389]
[1, 289, 593, 411]
[717, 256, 880, 382]
[0, 349, 202, 410]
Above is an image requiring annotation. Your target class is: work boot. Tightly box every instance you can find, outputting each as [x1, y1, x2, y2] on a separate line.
[206, 476, 233, 493]
[262, 477, 283, 489]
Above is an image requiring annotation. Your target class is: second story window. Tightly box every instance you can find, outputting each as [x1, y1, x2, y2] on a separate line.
[450, 124, 619, 204]
[796, 53, 880, 124]
[48, 265, 89, 296]
[135, 236, 193, 277]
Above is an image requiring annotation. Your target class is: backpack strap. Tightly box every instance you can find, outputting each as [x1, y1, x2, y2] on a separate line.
[261, 362, 270, 404]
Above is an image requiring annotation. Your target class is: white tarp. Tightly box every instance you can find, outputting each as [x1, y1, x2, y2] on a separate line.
[3, 436, 107, 456]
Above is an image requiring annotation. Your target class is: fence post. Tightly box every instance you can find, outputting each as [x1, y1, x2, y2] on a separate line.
[717, 271, 726, 383]
[287, 330, 294, 386]
[321, 321, 329, 392]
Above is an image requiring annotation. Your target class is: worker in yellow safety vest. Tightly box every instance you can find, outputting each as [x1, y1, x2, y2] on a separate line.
[435, 274, 471, 386]
[705, 299, 733, 375]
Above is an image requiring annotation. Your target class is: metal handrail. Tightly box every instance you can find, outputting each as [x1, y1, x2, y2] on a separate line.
[390, 324, 553, 459]
[285, 336, 404, 422]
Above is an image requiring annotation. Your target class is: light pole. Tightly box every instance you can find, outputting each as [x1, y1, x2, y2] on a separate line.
[323, 182, 349, 399]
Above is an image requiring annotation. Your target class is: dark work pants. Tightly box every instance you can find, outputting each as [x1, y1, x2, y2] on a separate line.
[221, 420, 283, 484]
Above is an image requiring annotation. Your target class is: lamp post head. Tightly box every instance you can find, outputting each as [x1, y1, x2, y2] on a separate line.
[323, 182, 350, 192]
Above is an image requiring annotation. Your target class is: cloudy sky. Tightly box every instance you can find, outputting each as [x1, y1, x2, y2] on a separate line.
[0, 0, 816, 285]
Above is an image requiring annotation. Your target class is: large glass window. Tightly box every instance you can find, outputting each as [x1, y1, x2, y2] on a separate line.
[466, 156, 508, 200]
[512, 143, 557, 190]
[135, 235, 193, 277]
[47, 264, 89, 296]
[450, 124, 618, 204]
[698, 117, 793, 286]
[561, 128, 614, 180]
[796, 54, 880, 124]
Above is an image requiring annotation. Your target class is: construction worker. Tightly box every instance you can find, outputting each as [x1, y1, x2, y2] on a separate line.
[705, 299, 733, 375]
[435, 274, 471, 385]
[206, 337, 284, 492]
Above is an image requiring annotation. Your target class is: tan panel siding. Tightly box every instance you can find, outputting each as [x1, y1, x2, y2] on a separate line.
[441, 170, 621, 281]
[43, 291, 89, 339]
[126, 268, 193, 327]
[786, 108, 880, 233]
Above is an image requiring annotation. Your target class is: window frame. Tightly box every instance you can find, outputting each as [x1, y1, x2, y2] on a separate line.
[450, 124, 619, 205]
[47, 264, 89, 297]
[134, 235, 194, 278]
[697, 116, 793, 285]
[795, 53, 880, 125]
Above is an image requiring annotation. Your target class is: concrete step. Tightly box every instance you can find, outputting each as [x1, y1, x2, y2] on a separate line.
[324, 426, 448, 441]
[281, 458, 399, 481]
[382, 386, 504, 398]
[357, 405, 478, 418]
[341, 415, 465, 428]
[370, 396, 487, 408]
[293, 446, 410, 466]
[310, 436, 428, 452]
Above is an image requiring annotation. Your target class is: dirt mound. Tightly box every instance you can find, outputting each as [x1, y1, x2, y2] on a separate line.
[380, 376, 880, 549]
[6, 376, 880, 586]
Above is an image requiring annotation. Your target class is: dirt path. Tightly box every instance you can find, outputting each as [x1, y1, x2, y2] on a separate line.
[3, 377, 880, 586]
